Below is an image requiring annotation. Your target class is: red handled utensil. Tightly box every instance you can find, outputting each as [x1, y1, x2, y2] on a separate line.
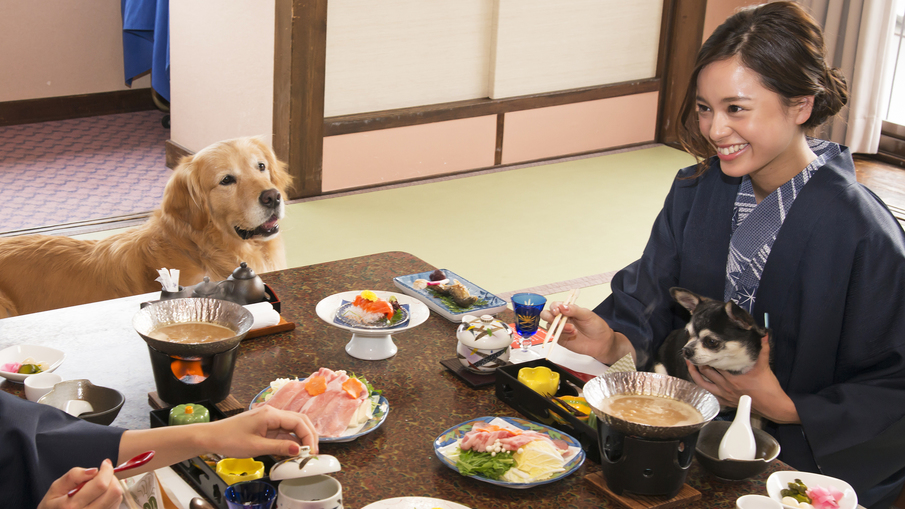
[67, 451, 155, 497]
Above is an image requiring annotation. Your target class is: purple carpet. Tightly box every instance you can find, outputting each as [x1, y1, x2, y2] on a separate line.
[0, 111, 171, 235]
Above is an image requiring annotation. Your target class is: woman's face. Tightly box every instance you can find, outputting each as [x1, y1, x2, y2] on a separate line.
[696, 56, 813, 183]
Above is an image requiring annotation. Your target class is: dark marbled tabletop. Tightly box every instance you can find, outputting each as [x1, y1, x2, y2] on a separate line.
[0, 251, 792, 508]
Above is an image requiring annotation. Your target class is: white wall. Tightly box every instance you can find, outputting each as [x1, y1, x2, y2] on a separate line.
[0, 1, 149, 102]
[490, 0, 663, 98]
[169, 1, 276, 153]
[324, 0, 493, 117]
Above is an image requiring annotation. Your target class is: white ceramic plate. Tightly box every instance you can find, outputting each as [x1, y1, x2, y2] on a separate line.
[433, 415, 585, 489]
[0, 345, 65, 383]
[362, 497, 472, 509]
[394, 269, 507, 322]
[315, 291, 429, 335]
[766, 471, 858, 509]
[251, 381, 389, 443]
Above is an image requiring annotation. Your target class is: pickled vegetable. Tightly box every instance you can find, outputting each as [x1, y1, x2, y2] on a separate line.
[17, 364, 43, 374]
[780, 479, 812, 504]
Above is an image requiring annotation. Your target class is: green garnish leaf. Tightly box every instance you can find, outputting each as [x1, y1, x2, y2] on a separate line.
[455, 449, 514, 480]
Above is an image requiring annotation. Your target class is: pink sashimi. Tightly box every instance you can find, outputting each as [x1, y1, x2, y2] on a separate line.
[460, 423, 568, 453]
[259, 368, 370, 437]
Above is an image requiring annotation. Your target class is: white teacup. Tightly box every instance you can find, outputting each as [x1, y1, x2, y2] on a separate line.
[277, 475, 342, 509]
[24, 372, 62, 402]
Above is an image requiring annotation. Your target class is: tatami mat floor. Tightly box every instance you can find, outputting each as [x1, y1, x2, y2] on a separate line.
[74, 144, 696, 310]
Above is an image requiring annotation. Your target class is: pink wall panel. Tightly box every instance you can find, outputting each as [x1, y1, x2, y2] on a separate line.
[322, 116, 498, 192]
[501, 92, 659, 165]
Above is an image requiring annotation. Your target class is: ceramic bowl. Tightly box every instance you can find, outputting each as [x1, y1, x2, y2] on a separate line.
[37, 379, 125, 425]
[24, 372, 63, 402]
[0, 344, 65, 383]
[695, 420, 781, 481]
[766, 471, 858, 509]
[217, 458, 265, 485]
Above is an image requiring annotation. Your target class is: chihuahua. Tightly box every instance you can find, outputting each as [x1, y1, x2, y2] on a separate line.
[654, 287, 771, 382]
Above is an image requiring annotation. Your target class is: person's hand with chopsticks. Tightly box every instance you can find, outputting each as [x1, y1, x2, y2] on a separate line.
[540, 300, 638, 366]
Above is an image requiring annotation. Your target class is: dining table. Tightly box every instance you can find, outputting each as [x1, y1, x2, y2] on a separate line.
[0, 251, 795, 509]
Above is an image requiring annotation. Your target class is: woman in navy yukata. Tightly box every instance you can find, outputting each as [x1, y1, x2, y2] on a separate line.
[542, 2, 905, 507]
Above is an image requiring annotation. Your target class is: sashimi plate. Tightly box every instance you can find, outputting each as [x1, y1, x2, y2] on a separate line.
[393, 269, 507, 322]
[251, 384, 389, 443]
[362, 497, 472, 509]
[316, 291, 430, 360]
[433, 416, 585, 489]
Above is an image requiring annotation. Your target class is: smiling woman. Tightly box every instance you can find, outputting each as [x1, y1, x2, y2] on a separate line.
[539, 3, 905, 507]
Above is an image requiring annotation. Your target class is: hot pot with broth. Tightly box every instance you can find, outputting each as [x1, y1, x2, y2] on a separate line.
[584, 371, 720, 498]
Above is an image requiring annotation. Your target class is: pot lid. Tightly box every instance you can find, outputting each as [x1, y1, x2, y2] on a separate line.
[269, 446, 341, 480]
[229, 262, 257, 280]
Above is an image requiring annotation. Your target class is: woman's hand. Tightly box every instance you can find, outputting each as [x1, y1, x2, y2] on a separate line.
[205, 405, 320, 457]
[687, 335, 800, 424]
[38, 459, 123, 509]
[540, 301, 637, 366]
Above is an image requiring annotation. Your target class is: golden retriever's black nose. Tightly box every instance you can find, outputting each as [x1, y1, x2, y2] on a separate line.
[260, 189, 281, 209]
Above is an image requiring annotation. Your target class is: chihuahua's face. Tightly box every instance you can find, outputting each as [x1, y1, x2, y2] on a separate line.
[671, 288, 768, 375]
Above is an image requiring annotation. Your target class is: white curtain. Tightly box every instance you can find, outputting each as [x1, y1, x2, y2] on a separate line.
[797, 0, 896, 153]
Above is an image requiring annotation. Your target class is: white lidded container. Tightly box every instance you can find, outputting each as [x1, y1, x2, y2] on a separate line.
[456, 314, 512, 374]
[271, 446, 343, 509]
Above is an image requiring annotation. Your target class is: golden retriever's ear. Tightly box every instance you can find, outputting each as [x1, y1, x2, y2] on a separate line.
[251, 136, 294, 196]
[161, 158, 210, 231]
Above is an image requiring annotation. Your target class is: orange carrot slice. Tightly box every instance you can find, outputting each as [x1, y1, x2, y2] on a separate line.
[342, 378, 363, 398]
[305, 375, 327, 396]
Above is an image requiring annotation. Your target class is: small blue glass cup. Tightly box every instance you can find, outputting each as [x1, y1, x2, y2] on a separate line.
[512, 293, 547, 352]
[224, 480, 277, 509]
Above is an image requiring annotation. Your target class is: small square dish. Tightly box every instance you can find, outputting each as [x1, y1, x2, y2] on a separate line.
[393, 269, 507, 322]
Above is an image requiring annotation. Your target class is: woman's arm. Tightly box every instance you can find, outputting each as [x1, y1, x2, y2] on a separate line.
[116, 405, 318, 477]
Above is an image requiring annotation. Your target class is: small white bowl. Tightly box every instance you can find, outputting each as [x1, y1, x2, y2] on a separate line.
[24, 372, 63, 401]
[0, 345, 65, 383]
[766, 471, 858, 509]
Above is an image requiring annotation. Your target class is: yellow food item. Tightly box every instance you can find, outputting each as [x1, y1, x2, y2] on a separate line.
[504, 440, 566, 482]
[518, 366, 560, 397]
[360, 290, 378, 301]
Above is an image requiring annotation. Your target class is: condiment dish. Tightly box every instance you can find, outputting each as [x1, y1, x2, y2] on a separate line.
[24, 372, 63, 401]
[765, 471, 857, 509]
[0, 344, 65, 383]
[37, 379, 125, 425]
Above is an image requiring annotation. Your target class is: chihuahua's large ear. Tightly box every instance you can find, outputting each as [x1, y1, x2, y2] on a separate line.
[670, 287, 705, 313]
[162, 155, 209, 231]
[724, 301, 765, 334]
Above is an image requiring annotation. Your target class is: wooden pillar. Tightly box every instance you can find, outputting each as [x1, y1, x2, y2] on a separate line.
[656, 0, 707, 147]
[273, 0, 327, 199]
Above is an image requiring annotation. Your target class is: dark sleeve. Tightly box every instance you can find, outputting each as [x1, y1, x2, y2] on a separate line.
[593, 175, 685, 369]
[0, 391, 125, 509]
[788, 199, 905, 507]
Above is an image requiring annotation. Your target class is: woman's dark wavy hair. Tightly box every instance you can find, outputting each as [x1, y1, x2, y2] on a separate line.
[676, 1, 848, 177]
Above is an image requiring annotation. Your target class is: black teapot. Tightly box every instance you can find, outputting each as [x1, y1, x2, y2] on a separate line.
[187, 262, 266, 305]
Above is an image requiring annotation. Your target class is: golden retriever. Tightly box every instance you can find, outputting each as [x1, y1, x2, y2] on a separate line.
[0, 136, 293, 318]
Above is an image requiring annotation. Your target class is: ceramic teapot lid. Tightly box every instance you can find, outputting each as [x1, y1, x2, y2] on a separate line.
[191, 276, 220, 298]
[269, 446, 341, 480]
[229, 262, 258, 280]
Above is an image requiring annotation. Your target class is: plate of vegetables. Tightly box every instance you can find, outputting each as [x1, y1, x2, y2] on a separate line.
[250, 369, 389, 443]
[766, 471, 857, 509]
[0, 345, 65, 383]
[433, 416, 585, 489]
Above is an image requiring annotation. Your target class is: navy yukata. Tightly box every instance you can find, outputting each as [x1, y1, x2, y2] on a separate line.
[594, 145, 905, 507]
[0, 391, 125, 509]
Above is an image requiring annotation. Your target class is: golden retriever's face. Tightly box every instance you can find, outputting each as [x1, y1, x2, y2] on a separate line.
[163, 137, 293, 240]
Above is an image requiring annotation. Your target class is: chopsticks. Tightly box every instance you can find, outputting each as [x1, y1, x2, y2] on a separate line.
[543, 288, 580, 359]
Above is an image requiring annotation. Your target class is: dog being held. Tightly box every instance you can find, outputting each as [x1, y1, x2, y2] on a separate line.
[0, 136, 292, 318]
[654, 287, 771, 383]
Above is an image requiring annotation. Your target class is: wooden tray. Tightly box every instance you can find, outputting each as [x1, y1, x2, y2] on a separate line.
[245, 316, 295, 339]
[584, 472, 701, 509]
